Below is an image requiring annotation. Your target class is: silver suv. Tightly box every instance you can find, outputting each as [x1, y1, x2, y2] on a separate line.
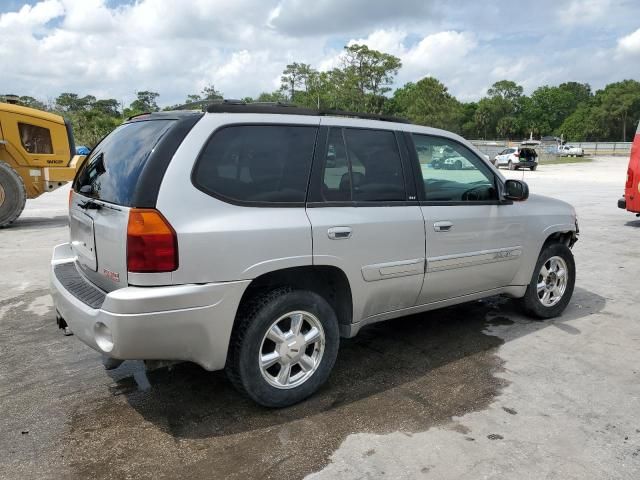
[50, 103, 578, 407]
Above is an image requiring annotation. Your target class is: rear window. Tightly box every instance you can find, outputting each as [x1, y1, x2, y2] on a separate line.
[73, 120, 174, 205]
[19, 123, 53, 154]
[193, 125, 318, 204]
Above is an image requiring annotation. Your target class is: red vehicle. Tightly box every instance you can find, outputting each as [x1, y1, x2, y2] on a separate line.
[619, 122, 640, 215]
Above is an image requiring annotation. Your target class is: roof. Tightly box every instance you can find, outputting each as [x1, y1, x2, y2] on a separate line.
[0, 102, 65, 125]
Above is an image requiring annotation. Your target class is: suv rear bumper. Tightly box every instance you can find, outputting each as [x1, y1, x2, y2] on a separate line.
[50, 243, 249, 371]
[515, 160, 538, 167]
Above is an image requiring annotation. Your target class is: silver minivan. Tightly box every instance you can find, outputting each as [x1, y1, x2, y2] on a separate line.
[50, 103, 578, 407]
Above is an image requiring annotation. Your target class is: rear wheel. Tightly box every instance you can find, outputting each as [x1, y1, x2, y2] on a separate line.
[518, 243, 575, 319]
[508, 160, 515, 170]
[0, 162, 27, 228]
[226, 288, 340, 407]
[530, 165, 537, 171]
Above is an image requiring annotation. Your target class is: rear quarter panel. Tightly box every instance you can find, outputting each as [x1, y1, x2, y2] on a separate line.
[155, 114, 321, 284]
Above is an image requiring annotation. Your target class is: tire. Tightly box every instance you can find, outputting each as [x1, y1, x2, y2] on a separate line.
[508, 160, 514, 170]
[518, 243, 575, 319]
[530, 165, 537, 171]
[226, 288, 340, 407]
[0, 162, 27, 228]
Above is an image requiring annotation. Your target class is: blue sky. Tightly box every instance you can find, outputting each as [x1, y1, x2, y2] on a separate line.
[0, 0, 639, 107]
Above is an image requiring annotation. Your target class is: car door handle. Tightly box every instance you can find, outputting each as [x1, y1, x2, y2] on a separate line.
[433, 221, 453, 232]
[328, 226, 352, 240]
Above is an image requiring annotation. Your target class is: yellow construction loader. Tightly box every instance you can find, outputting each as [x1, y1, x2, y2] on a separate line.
[0, 102, 87, 226]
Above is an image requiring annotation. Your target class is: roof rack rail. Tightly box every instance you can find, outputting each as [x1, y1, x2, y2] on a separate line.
[205, 100, 411, 124]
[126, 111, 151, 121]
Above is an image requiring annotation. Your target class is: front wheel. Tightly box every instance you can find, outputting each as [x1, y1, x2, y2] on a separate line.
[518, 243, 575, 319]
[226, 288, 340, 407]
[0, 162, 27, 227]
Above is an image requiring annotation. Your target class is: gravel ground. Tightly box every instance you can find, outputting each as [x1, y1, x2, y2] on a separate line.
[1, 156, 638, 479]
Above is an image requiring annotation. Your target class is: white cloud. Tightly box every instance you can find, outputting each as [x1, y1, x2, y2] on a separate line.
[0, 0, 63, 28]
[0, 0, 637, 106]
[559, 0, 612, 25]
[402, 31, 477, 77]
[343, 29, 477, 94]
[617, 28, 640, 56]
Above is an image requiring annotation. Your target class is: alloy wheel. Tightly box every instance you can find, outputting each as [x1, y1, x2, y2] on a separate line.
[258, 310, 325, 389]
[537, 256, 569, 307]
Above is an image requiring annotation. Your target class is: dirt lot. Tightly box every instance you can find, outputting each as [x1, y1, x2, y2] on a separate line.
[1, 156, 639, 479]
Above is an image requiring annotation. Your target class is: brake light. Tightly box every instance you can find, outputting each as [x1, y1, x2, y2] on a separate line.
[68, 189, 73, 210]
[626, 168, 634, 190]
[127, 209, 178, 273]
[514, 152, 520, 158]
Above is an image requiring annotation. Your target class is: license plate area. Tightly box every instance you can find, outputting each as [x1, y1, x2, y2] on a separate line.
[70, 210, 97, 271]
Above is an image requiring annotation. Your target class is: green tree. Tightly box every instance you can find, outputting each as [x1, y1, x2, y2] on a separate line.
[497, 116, 520, 139]
[55, 93, 96, 112]
[596, 80, 640, 141]
[487, 80, 523, 103]
[128, 91, 160, 113]
[475, 80, 525, 138]
[280, 63, 314, 103]
[387, 77, 462, 131]
[339, 44, 401, 113]
[18, 96, 46, 110]
[557, 105, 602, 141]
[201, 84, 223, 101]
[92, 99, 120, 117]
[256, 91, 288, 103]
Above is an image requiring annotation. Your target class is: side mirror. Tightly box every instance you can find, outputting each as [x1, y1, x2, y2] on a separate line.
[504, 179, 529, 201]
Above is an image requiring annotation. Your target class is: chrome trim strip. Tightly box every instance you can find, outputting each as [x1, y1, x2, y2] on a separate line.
[427, 246, 522, 273]
[362, 258, 425, 282]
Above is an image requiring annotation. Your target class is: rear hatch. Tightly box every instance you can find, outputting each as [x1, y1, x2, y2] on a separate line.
[519, 147, 537, 161]
[70, 118, 182, 292]
[625, 122, 640, 212]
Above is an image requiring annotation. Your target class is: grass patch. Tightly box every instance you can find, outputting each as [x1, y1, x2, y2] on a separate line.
[540, 156, 593, 165]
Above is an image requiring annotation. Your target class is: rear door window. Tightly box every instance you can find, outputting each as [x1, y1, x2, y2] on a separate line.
[320, 127, 407, 202]
[73, 120, 175, 205]
[193, 125, 318, 204]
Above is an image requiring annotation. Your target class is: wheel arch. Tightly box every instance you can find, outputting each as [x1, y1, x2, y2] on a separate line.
[234, 265, 354, 335]
[512, 224, 577, 288]
[541, 224, 578, 249]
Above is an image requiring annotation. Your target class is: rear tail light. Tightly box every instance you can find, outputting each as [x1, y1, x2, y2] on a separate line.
[68, 189, 73, 210]
[127, 208, 178, 273]
[514, 153, 519, 158]
[626, 168, 634, 190]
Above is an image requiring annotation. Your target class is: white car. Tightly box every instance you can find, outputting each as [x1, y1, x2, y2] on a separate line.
[558, 145, 584, 157]
[493, 146, 539, 171]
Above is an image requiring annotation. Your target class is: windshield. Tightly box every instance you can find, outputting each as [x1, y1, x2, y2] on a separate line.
[73, 120, 174, 205]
